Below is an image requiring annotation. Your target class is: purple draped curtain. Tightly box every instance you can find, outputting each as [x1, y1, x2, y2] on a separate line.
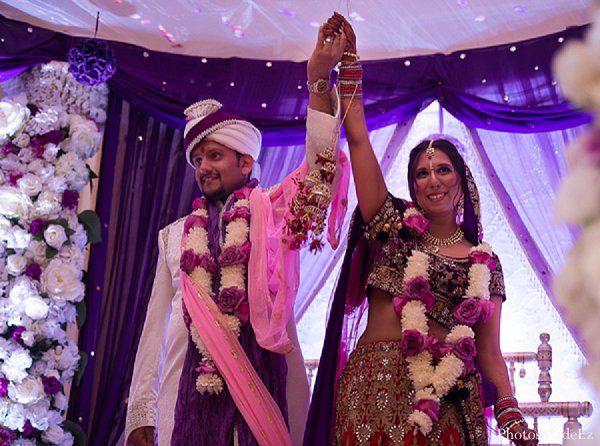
[0, 13, 593, 445]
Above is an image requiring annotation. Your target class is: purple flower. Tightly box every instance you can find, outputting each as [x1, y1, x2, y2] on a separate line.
[469, 251, 496, 270]
[403, 213, 429, 235]
[235, 301, 250, 325]
[400, 329, 425, 356]
[425, 336, 442, 358]
[192, 197, 207, 211]
[30, 219, 47, 235]
[68, 39, 117, 86]
[11, 326, 26, 345]
[392, 294, 409, 317]
[61, 190, 79, 210]
[41, 375, 61, 395]
[0, 378, 9, 398]
[0, 427, 16, 445]
[219, 242, 251, 267]
[453, 298, 482, 326]
[217, 287, 246, 313]
[453, 336, 477, 362]
[22, 420, 35, 437]
[184, 214, 209, 234]
[404, 276, 436, 310]
[30, 137, 45, 158]
[7, 171, 23, 187]
[39, 129, 64, 145]
[1, 141, 18, 156]
[412, 399, 441, 422]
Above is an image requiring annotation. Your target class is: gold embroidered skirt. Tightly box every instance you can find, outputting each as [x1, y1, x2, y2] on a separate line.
[334, 341, 488, 446]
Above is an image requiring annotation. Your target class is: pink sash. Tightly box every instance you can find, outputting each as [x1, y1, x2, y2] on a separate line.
[181, 272, 292, 446]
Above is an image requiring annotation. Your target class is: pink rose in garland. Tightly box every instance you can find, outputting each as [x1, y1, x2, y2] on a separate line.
[480, 299, 495, 321]
[412, 399, 441, 422]
[468, 250, 497, 270]
[219, 242, 251, 267]
[192, 197, 207, 211]
[392, 294, 410, 317]
[218, 287, 246, 313]
[184, 214, 209, 233]
[453, 336, 477, 362]
[403, 206, 429, 235]
[400, 329, 425, 356]
[453, 298, 482, 326]
[404, 276, 436, 310]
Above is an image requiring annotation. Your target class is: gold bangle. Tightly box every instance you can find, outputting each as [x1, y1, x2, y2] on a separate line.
[342, 51, 360, 61]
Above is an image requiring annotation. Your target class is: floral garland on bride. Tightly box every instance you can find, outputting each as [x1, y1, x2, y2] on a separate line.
[180, 187, 252, 394]
[393, 205, 496, 436]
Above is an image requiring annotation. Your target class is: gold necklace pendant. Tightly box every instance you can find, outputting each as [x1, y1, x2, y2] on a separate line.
[421, 227, 464, 250]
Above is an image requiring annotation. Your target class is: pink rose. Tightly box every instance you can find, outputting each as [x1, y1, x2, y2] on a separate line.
[197, 253, 217, 274]
[180, 249, 198, 274]
[223, 207, 250, 223]
[469, 251, 497, 270]
[425, 336, 442, 358]
[392, 294, 409, 317]
[400, 329, 425, 356]
[236, 301, 250, 325]
[412, 399, 441, 422]
[192, 197, 207, 211]
[218, 287, 246, 313]
[403, 214, 429, 235]
[196, 362, 217, 374]
[480, 299, 495, 321]
[453, 336, 477, 362]
[453, 298, 482, 326]
[234, 187, 251, 200]
[404, 276, 436, 310]
[219, 242, 251, 267]
[184, 214, 209, 234]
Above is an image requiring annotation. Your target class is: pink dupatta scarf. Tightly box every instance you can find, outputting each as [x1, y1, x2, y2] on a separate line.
[181, 272, 292, 446]
[248, 152, 350, 354]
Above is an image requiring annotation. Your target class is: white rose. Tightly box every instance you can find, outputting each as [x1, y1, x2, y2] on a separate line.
[43, 143, 60, 162]
[41, 259, 85, 302]
[44, 224, 68, 249]
[0, 187, 32, 218]
[2, 350, 32, 383]
[8, 377, 44, 404]
[25, 240, 47, 264]
[89, 107, 107, 123]
[6, 254, 28, 275]
[46, 176, 68, 194]
[13, 133, 31, 148]
[31, 190, 61, 219]
[6, 226, 32, 250]
[17, 173, 43, 197]
[42, 424, 73, 445]
[3, 401, 25, 430]
[9, 275, 38, 307]
[53, 392, 68, 411]
[20, 331, 35, 347]
[64, 127, 101, 159]
[69, 224, 87, 250]
[24, 296, 49, 320]
[26, 398, 50, 431]
[17, 148, 33, 164]
[27, 159, 55, 182]
[0, 100, 30, 138]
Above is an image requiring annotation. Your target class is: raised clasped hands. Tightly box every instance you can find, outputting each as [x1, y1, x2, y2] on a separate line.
[509, 423, 539, 446]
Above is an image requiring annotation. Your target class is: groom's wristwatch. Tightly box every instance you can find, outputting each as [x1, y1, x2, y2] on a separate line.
[307, 78, 329, 94]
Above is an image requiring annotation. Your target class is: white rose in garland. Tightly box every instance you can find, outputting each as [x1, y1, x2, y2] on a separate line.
[6, 254, 27, 276]
[17, 173, 43, 197]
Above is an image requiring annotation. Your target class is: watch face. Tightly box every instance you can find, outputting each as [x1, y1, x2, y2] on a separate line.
[308, 78, 329, 93]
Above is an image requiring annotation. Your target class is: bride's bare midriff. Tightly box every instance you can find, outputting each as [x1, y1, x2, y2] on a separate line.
[357, 287, 449, 346]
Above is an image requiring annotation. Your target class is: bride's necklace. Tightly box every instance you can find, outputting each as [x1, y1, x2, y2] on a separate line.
[421, 226, 464, 252]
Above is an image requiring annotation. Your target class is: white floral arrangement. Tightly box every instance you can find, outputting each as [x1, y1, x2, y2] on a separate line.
[553, 5, 600, 394]
[0, 62, 107, 444]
